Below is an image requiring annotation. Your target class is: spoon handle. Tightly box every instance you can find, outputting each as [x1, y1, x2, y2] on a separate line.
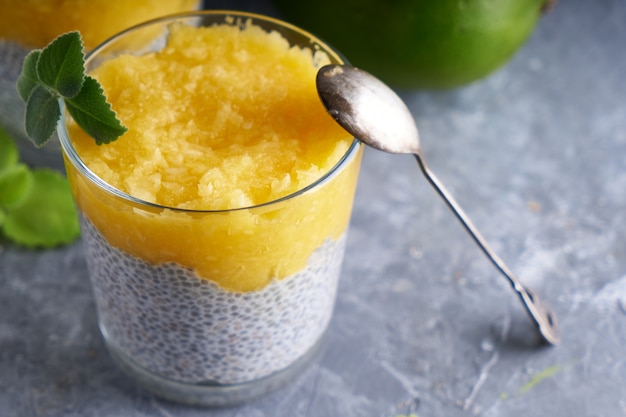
[413, 153, 560, 345]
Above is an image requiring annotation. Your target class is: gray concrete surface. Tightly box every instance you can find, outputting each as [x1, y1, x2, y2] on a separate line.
[1, 0, 625, 415]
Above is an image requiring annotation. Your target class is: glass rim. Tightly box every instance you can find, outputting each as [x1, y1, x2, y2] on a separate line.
[57, 10, 361, 214]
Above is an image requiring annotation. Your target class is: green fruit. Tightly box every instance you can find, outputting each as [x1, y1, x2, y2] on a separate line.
[274, 0, 551, 89]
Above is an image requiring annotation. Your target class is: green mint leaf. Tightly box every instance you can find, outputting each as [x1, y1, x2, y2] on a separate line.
[65, 76, 128, 145]
[24, 85, 61, 147]
[0, 126, 19, 172]
[16, 50, 41, 102]
[0, 163, 34, 207]
[36, 31, 85, 99]
[2, 169, 80, 248]
[17, 31, 127, 147]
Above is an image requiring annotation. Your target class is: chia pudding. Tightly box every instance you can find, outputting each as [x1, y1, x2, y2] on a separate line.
[82, 216, 346, 385]
[57, 12, 363, 404]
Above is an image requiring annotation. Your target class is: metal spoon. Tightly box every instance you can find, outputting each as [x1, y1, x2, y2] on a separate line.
[316, 64, 560, 345]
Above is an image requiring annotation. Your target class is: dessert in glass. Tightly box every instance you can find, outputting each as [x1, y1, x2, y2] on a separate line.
[57, 11, 363, 405]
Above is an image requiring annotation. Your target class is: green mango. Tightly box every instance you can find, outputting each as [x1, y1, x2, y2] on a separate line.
[274, 0, 554, 89]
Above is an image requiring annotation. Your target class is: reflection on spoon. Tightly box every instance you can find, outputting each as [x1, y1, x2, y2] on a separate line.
[316, 64, 559, 345]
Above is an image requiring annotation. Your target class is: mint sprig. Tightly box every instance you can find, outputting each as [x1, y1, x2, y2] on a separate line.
[17, 31, 127, 147]
[0, 126, 80, 248]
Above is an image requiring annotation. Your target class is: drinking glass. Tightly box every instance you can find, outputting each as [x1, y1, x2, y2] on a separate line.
[57, 11, 363, 406]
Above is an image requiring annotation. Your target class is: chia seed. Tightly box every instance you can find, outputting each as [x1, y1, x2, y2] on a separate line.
[81, 216, 346, 385]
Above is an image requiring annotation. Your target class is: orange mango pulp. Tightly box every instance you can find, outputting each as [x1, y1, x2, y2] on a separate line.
[64, 22, 362, 292]
[0, 0, 198, 49]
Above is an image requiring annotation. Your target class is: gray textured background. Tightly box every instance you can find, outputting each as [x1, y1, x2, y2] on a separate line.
[2, 0, 626, 415]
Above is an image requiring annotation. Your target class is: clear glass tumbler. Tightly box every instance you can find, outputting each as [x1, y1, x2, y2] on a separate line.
[57, 11, 362, 406]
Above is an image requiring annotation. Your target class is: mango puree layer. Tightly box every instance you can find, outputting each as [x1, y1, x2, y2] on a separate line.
[0, 0, 198, 49]
[65, 22, 362, 292]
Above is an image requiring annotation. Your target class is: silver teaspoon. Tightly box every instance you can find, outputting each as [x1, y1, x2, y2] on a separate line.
[316, 64, 559, 345]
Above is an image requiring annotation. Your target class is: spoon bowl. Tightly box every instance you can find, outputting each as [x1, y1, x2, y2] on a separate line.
[317, 65, 420, 155]
[316, 64, 560, 345]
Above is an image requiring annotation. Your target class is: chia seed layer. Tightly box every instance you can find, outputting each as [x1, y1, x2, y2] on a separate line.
[81, 216, 346, 385]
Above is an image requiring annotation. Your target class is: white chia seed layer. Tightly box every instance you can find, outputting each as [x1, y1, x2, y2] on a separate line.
[81, 216, 345, 385]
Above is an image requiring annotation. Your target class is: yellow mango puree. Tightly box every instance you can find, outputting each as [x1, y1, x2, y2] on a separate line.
[65, 22, 361, 292]
[0, 0, 198, 49]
